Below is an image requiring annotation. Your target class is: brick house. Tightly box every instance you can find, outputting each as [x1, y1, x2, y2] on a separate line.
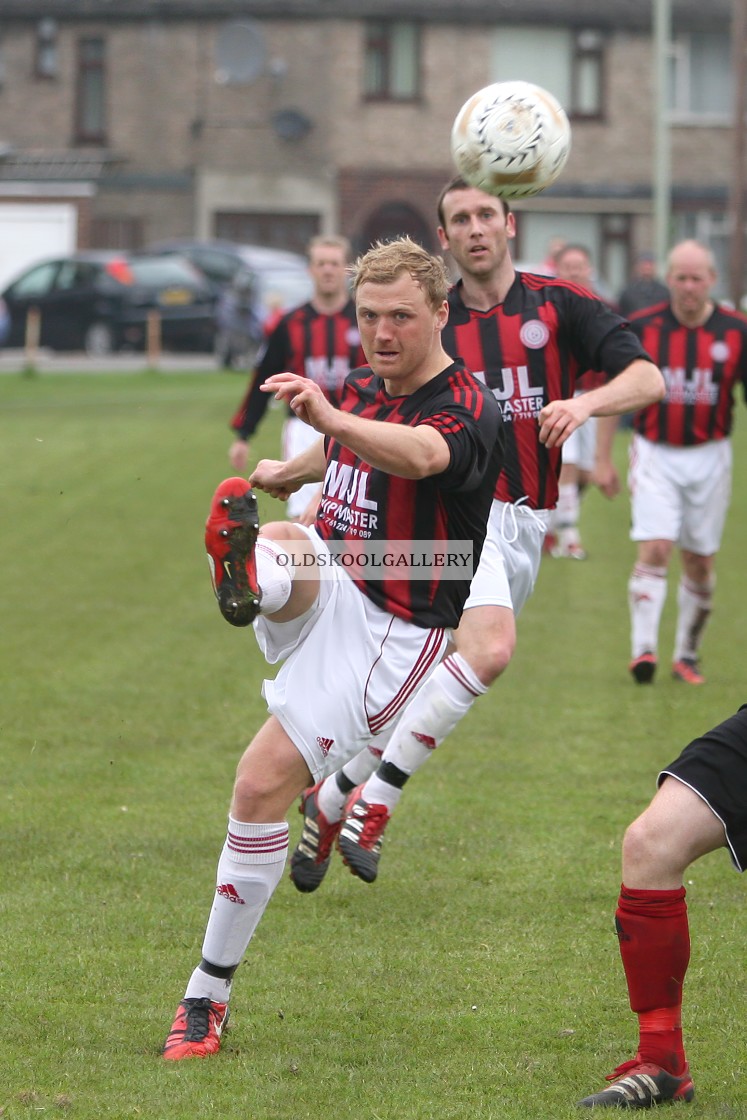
[0, 0, 740, 296]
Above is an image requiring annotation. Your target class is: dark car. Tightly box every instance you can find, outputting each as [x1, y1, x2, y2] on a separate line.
[2, 251, 217, 356]
[146, 239, 313, 326]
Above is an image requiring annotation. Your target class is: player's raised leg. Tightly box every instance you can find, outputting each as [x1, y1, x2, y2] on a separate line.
[165, 482, 321, 1059]
[205, 477, 262, 626]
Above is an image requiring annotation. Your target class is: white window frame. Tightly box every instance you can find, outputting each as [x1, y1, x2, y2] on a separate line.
[667, 32, 732, 126]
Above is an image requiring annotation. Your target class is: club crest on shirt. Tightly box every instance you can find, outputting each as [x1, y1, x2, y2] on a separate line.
[519, 319, 550, 349]
[346, 327, 361, 347]
[710, 340, 730, 363]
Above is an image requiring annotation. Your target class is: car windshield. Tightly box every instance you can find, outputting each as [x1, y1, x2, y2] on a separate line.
[8, 261, 60, 298]
[255, 268, 313, 312]
[127, 257, 203, 287]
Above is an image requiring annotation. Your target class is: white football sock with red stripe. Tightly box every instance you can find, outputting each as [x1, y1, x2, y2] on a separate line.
[186, 818, 288, 1001]
[628, 563, 668, 658]
[556, 481, 580, 530]
[361, 653, 487, 811]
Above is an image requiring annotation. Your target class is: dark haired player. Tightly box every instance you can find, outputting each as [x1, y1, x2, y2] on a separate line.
[624, 239, 747, 686]
[290, 176, 665, 891]
[229, 234, 365, 522]
[163, 237, 504, 1059]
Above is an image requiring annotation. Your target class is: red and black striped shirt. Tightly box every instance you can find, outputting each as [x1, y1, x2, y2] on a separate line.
[314, 360, 504, 629]
[231, 299, 366, 438]
[628, 302, 747, 445]
[443, 273, 649, 509]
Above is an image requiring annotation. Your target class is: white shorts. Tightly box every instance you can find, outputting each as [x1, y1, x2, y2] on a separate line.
[463, 499, 549, 617]
[254, 528, 448, 781]
[562, 396, 597, 472]
[628, 434, 732, 554]
[282, 416, 323, 520]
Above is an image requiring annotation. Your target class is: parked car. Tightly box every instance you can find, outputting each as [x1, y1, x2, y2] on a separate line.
[1, 251, 216, 356]
[146, 239, 313, 326]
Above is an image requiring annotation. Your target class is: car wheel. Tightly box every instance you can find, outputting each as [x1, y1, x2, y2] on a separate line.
[84, 321, 116, 358]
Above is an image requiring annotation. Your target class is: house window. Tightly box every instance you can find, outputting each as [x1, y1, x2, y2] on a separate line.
[91, 217, 144, 250]
[214, 211, 319, 255]
[35, 19, 59, 79]
[668, 32, 732, 122]
[364, 21, 420, 101]
[675, 210, 732, 300]
[572, 30, 604, 120]
[75, 37, 106, 144]
[491, 26, 604, 120]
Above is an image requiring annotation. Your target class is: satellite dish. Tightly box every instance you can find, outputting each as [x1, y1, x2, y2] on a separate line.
[214, 19, 266, 85]
[272, 109, 313, 142]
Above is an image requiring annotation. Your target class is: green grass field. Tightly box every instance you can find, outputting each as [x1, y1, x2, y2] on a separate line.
[2, 370, 746, 1119]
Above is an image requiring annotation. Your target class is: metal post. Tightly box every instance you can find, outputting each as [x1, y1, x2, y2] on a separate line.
[729, 0, 747, 308]
[146, 309, 162, 369]
[653, 0, 672, 273]
[24, 305, 41, 375]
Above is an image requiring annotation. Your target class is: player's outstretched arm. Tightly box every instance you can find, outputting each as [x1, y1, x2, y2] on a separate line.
[582, 358, 665, 419]
[538, 359, 664, 449]
[262, 372, 451, 479]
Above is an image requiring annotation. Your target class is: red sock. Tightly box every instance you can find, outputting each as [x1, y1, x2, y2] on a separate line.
[615, 883, 690, 1076]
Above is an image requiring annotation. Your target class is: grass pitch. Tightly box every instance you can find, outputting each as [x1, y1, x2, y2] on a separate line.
[2, 370, 746, 1119]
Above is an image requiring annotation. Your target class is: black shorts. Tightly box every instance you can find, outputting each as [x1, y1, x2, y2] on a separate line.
[658, 704, 747, 872]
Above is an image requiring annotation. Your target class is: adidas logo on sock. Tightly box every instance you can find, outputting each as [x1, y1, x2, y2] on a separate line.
[216, 883, 245, 905]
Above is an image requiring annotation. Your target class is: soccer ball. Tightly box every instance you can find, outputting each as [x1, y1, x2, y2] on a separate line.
[450, 80, 571, 200]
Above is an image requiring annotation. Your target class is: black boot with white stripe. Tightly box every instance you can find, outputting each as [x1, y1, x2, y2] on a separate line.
[578, 1058, 694, 1109]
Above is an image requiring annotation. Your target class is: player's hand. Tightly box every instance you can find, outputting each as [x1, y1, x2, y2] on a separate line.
[249, 458, 301, 500]
[229, 438, 250, 472]
[261, 373, 335, 432]
[538, 396, 590, 448]
[592, 460, 621, 499]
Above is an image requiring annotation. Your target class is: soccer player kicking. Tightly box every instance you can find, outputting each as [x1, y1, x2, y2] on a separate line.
[162, 238, 504, 1059]
[578, 704, 747, 1108]
[289, 176, 666, 892]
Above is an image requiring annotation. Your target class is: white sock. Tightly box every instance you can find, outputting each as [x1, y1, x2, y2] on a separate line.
[255, 538, 294, 614]
[361, 653, 487, 811]
[317, 746, 381, 823]
[674, 575, 714, 661]
[556, 482, 580, 529]
[185, 817, 289, 1003]
[628, 563, 668, 658]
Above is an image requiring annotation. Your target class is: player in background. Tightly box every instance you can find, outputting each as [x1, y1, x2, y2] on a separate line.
[539, 234, 567, 276]
[578, 703, 747, 1108]
[228, 234, 366, 523]
[288, 176, 665, 892]
[546, 243, 616, 560]
[162, 237, 505, 1060]
[617, 251, 669, 319]
[618, 240, 747, 686]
